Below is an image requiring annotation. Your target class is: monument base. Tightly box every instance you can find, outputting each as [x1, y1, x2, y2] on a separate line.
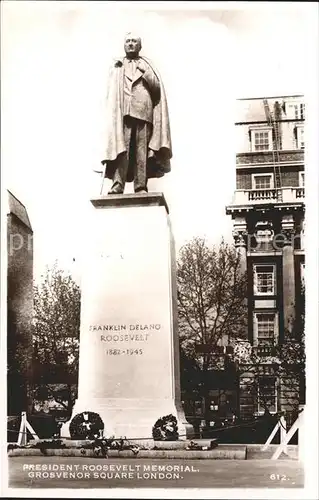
[61, 397, 193, 440]
[61, 193, 193, 441]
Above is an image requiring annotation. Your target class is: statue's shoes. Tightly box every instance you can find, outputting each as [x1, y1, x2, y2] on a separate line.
[108, 189, 123, 195]
[135, 190, 148, 194]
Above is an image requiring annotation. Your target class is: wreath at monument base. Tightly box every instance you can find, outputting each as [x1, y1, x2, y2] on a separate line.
[152, 414, 179, 441]
[69, 412, 104, 440]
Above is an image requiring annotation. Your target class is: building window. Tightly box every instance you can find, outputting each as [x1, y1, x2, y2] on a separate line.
[254, 312, 277, 345]
[253, 264, 276, 295]
[294, 103, 305, 120]
[257, 376, 277, 413]
[287, 101, 305, 120]
[296, 126, 305, 150]
[253, 222, 274, 251]
[252, 174, 274, 190]
[251, 129, 272, 152]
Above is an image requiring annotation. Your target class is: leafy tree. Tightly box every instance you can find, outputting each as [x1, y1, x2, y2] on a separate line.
[32, 263, 81, 414]
[177, 237, 248, 420]
[177, 237, 248, 354]
[177, 237, 305, 424]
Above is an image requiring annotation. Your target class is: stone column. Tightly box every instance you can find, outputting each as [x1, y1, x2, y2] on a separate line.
[232, 217, 248, 276]
[281, 214, 296, 332]
[61, 193, 193, 440]
[232, 218, 248, 346]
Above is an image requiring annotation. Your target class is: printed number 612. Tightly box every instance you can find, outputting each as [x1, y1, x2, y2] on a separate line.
[270, 474, 287, 481]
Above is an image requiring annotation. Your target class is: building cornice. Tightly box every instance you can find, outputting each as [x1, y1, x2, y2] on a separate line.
[226, 203, 305, 216]
[235, 118, 305, 126]
[236, 161, 304, 169]
[236, 152, 304, 168]
[237, 94, 304, 101]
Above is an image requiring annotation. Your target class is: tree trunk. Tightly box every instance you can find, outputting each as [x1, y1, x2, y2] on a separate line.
[202, 365, 211, 427]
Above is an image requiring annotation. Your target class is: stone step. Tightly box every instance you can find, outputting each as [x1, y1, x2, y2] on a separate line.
[28, 438, 218, 450]
[8, 446, 247, 460]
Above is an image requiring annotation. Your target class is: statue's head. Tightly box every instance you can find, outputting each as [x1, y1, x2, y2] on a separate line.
[124, 33, 142, 58]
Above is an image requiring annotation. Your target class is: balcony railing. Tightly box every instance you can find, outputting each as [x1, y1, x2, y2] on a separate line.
[231, 187, 305, 205]
[248, 189, 277, 202]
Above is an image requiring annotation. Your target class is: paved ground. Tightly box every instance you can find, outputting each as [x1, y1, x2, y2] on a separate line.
[8, 456, 304, 489]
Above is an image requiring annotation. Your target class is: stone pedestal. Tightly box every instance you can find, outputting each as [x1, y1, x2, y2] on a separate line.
[61, 193, 193, 440]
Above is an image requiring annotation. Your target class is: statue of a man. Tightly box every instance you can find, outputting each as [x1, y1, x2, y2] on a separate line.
[101, 33, 172, 194]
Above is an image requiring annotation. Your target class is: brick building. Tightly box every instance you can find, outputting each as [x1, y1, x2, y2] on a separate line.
[7, 190, 34, 415]
[226, 95, 305, 419]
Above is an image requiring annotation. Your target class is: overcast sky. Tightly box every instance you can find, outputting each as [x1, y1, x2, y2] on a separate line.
[1, 1, 317, 282]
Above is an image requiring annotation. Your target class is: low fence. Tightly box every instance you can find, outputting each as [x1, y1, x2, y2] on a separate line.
[185, 412, 299, 444]
[8, 408, 302, 451]
[7, 413, 62, 442]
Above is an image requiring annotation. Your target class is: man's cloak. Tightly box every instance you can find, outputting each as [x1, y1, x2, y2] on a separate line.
[101, 57, 172, 182]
